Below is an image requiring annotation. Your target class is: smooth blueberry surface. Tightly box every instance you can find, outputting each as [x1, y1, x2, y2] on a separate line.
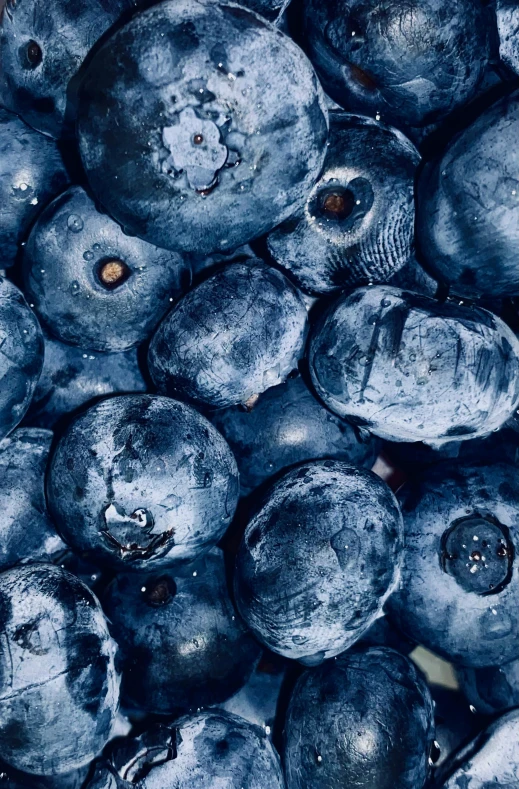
[429, 686, 483, 771]
[283, 646, 435, 789]
[85, 712, 285, 789]
[102, 548, 261, 715]
[417, 91, 519, 298]
[387, 460, 519, 667]
[23, 186, 191, 352]
[497, 0, 519, 74]
[46, 395, 239, 570]
[0, 109, 69, 266]
[234, 460, 403, 664]
[457, 658, 519, 716]
[77, 0, 328, 256]
[148, 260, 308, 409]
[309, 285, 519, 443]
[0, 564, 120, 775]
[267, 113, 420, 293]
[0, 278, 44, 441]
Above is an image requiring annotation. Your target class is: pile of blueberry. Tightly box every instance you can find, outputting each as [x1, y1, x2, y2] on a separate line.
[0, 0, 518, 786]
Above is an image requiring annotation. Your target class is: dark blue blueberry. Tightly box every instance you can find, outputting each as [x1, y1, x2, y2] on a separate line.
[148, 260, 308, 409]
[387, 460, 519, 667]
[428, 686, 483, 772]
[77, 0, 328, 256]
[497, 0, 519, 75]
[46, 394, 239, 570]
[0, 109, 68, 266]
[309, 285, 519, 443]
[0, 278, 44, 441]
[234, 461, 403, 664]
[457, 658, 519, 716]
[283, 646, 435, 789]
[301, 0, 491, 128]
[0, 564, 120, 775]
[0, 0, 133, 138]
[23, 186, 191, 352]
[417, 91, 519, 299]
[267, 113, 420, 293]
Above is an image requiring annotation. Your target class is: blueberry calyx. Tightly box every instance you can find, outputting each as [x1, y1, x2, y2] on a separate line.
[20, 40, 43, 69]
[319, 188, 355, 220]
[162, 107, 228, 192]
[96, 259, 131, 290]
[142, 576, 176, 607]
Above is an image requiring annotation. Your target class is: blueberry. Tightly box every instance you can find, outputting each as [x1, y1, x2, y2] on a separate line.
[283, 646, 435, 789]
[428, 686, 483, 771]
[309, 285, 519, 443]
[77, 0, 328, 256]
[267, 113, 420, 293]
[46, 394, 239, 570]
[417, 91, 519, 298]
[102, 548, 261, 715]
[301, 0, 491, 128]
[0, 0, 133, 138]
[497, 0, 519, 75]
[23, 186, 191, 352]
[387, 460, 519, 667]
[0, 109, 68, 266]
[148, 260, 308, 409]
[234, 461, 403, 664]
[0, 278, 44, 441]
[0, 564, 120, 775]
[211, 373, 379, 496]
[457, 658, 519, 716]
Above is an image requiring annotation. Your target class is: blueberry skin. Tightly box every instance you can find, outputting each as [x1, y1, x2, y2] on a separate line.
[387, 461, 519, 667]
[0, 278, 44, 441]
[148, 260, 308, 409]
[25, 331, 147, 429]
[77, 0, 328, 256]
[388, 254, 438, 298]
[211, 374, 379, 496]
[47, 394, 239, 570]
[457, 658, 519, 716]
[0, 0, 133, 138]
[234, 461, 403, 664]
[417, 91, 519, 299]
[497, 0, 519, 75]
[283, 646, 435, 789]
[430, 687, 483, 772]
[0, 564, 120, 775]
[309, 285, 519, 444]
[267, 114, 420, 293]
[23, 186, 191, 353]
[358, 614, 415, 655]
[302, 0, 491, 128]
[102, 548, 261, 715]
[0, 109, 68, 266]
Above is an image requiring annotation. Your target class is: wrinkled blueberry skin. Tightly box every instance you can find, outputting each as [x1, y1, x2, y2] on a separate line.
[283, 647, 435, 789]
[47, 395, 239, 571]
[77, 0, 328, 256]
[149, 260, 308, 409]
[234, 461, 403, 664]
[0, 278, 44, 441]
[309, 286, 519, 444]
[86, 712, 285, 789]
[25, 331, 147, 429]
[23, 186, 191, 352]
[417, 91, 519, 299]
[102, 548, 261, 715]
[211, 374, 379, 496]
[0, 109, 68, 266]
[497, 0, 519, 74]
[267, 114, 419, 293]
[302, 0, 491, 128]
[0, 564, 120, 775]
[457, 658, 519, 716]
[430, 687, 483, 772]
[387, 461, 519, 667]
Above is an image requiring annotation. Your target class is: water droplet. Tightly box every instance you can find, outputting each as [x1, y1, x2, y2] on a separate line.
[70, 280, 80, 296]
[292, 634, 307, 645]
[67, 214, 84, 233]
[381, 298, 391, 307]
[83, 251, 94, 261]
[93, 243, 101, 251]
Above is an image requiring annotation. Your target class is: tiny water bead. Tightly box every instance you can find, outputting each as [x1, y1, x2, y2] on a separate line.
[83, 251, 94, 261]
[67, 214, 84, 233]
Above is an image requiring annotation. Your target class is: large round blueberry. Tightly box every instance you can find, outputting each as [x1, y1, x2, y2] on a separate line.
[102, 548, 261, 715]
[497, 0, 519, 75]
[283, 646, 435, 789]
[46, 395, 239, 570]
[77, 0, 328, 256]
[309, 285, 519, 443]
[457, 658, 519, 716]
[267, 113, 420, 293]
[234, 461, 403, 664]
[417, 91, 519, 299]
[148, 260, 308, 409]
[0, 278, 44, 441]
[23, 186, 191, 352]
[301, 0, 491, 128]
[0, 109, 69, 266]
[387, 461, 519, 667]
[211, 374, 379, 496]
[0, 564, 120, 775]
